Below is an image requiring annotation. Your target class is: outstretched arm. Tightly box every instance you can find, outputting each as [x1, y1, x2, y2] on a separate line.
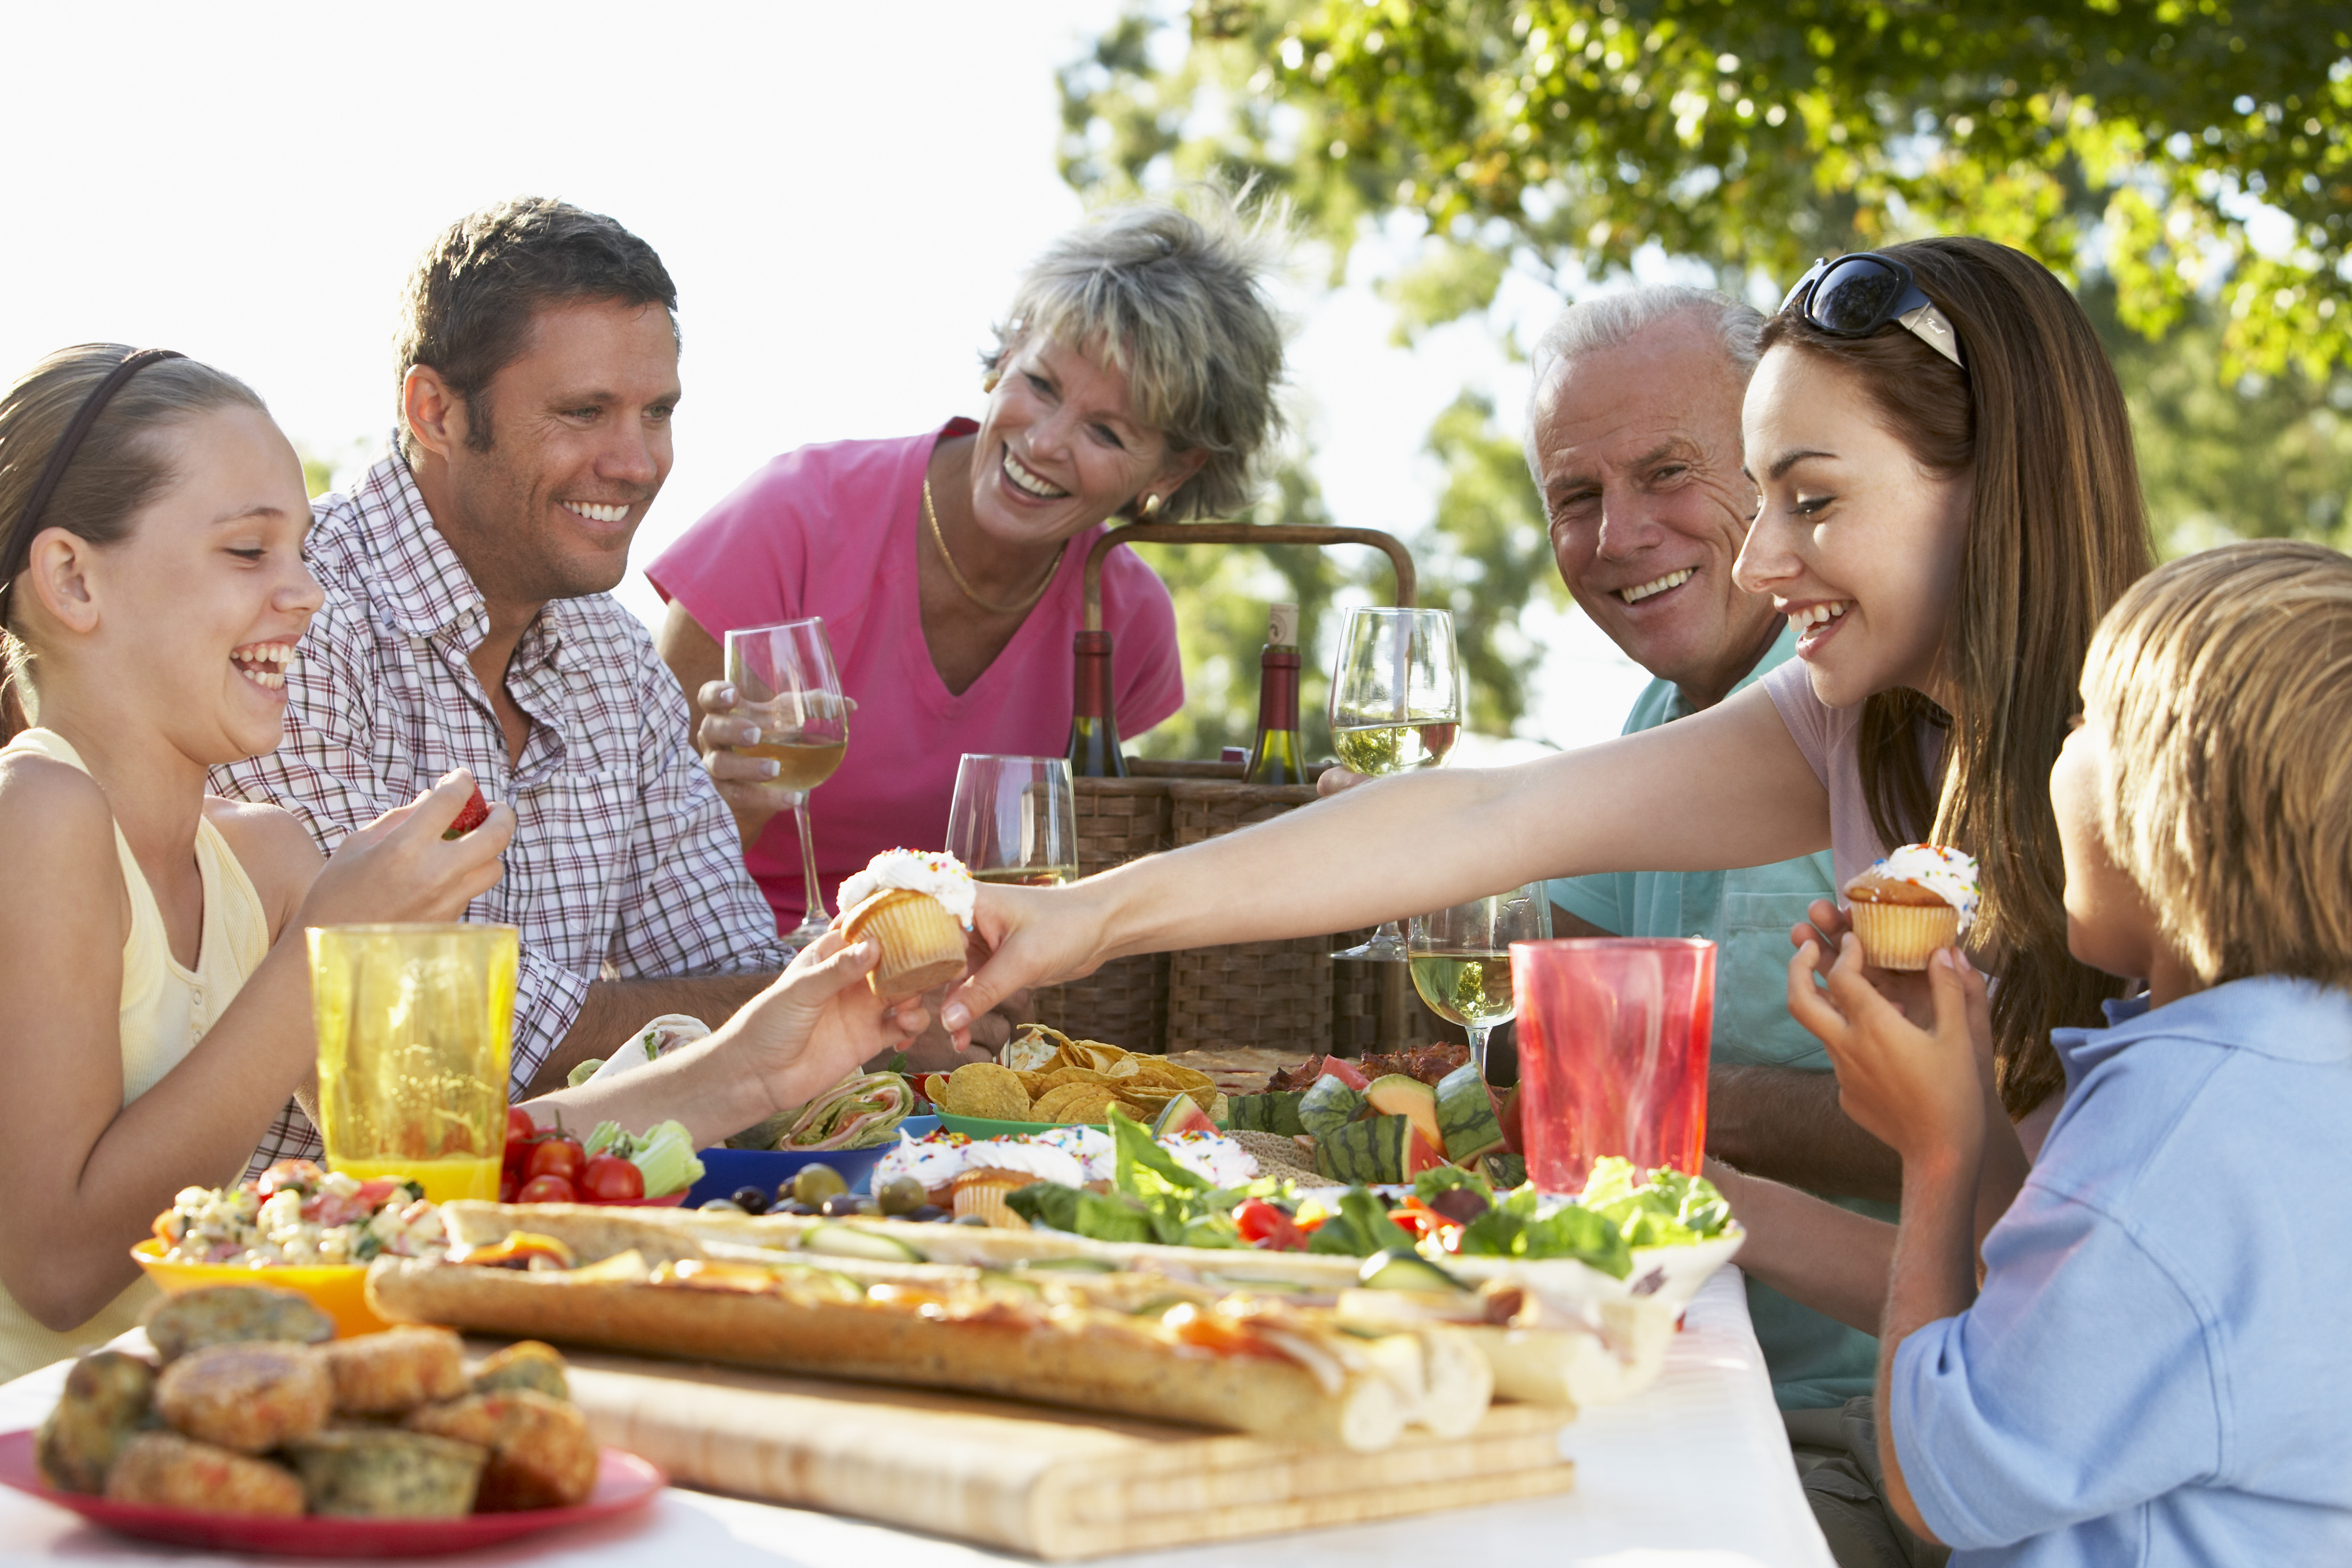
[945, 681, 1829, 1036]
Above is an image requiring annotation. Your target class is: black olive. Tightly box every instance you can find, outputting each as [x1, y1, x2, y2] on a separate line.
[1428, 1187, 1491, 1224]
[905, 1204, 948, 1223]
[818, 1194, 877, 1218]
[731, 1185, 771, 1215]
[771, 1198, 816, 1217]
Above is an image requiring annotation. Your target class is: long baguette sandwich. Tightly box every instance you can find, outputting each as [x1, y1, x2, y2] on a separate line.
[381, 1203, 1656, 1420]
[368, 1206, 1492, 1453]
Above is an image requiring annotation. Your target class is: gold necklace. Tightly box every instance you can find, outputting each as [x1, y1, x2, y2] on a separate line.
[922, 475, 1062, 616]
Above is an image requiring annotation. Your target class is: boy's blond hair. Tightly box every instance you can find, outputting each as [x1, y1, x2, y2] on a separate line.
[2082, 539, 2352, 989]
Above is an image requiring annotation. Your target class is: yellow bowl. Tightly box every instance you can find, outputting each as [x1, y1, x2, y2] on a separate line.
[131, 1240, 389, 1338]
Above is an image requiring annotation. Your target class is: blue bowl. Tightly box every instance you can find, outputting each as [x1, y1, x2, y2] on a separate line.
[684, 1116, 939, 1206]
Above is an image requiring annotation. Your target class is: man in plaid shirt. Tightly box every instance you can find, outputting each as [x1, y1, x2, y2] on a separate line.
[214, 197, 786, 1168]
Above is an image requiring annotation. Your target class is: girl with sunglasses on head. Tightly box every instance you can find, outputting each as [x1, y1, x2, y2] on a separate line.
[944, 234, 2154, 1210]
[0, 348, 924, 1381]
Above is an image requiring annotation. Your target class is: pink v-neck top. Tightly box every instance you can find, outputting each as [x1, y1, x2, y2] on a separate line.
[649, 419, 1183, 928]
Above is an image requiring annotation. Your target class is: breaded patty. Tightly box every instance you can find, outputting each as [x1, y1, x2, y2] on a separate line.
[143, 1284, 333, 1363]
[154, 1341, 330, 1453]
[285, 1429, 486, 1518]
[469, 1340, 569, 1401]
[35, 1351, 157, 1494]
[320, 1326, 467, 1414]
[104, 1431, 304, 1517]
[405, 1390, 596, 1511]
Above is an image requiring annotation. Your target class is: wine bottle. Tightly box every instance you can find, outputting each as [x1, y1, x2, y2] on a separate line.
[1066, 628, 1127, 778]
[1245, 603, 1310, 785]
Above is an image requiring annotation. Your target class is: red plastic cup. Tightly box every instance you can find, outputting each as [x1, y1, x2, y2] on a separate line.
[1511, 938, 1715, 1192]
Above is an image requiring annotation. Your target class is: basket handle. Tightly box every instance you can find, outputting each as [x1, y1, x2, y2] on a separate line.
[1081, 522, 1416, 633]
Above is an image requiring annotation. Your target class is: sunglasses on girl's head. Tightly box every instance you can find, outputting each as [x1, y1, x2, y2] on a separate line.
[1780, 253, 1966, 371]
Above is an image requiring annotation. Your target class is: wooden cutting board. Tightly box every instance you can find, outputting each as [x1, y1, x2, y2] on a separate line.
[554, 1344, 1573, 1560]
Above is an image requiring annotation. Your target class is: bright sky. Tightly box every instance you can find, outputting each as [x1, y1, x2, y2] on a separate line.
[1, 1, 1649, 752]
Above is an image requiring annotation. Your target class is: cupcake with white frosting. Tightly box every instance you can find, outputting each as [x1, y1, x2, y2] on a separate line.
[838, 849, 975, 999]
[1843, 844, 1980, 971]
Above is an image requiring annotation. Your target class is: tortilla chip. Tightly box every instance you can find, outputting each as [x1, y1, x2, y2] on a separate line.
[1060, 1087, 1121, 1123]
[1029, 1083, 1097, 1120]
[939, 1062, 1033, 1122]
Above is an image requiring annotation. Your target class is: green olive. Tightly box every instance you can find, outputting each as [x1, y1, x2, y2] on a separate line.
[791, 1165, 848, 1207]
[875, 1176, 927, 1217]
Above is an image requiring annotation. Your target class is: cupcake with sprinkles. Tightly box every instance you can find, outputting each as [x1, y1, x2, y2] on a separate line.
[1842, 843, 1980, 971]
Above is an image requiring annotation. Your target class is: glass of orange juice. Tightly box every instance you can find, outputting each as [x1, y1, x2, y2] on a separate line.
[309, 923, 519, 1202]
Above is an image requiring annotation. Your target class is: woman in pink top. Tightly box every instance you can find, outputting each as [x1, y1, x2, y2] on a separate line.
[652, 193, 1289, 938]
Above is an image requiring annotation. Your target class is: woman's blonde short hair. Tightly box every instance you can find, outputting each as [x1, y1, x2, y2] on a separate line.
[2083, 539, 2352, 990]
[986, 187, 1289, 522]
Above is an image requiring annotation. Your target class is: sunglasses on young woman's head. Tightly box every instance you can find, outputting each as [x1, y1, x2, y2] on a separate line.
[1780, 253, 1967, 371]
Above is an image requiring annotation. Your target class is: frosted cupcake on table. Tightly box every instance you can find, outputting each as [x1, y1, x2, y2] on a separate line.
[1842, 843, 1981, 970]
[837, 849, 975, 999]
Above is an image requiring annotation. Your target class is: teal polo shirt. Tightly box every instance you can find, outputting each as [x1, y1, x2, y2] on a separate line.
[1546, 621, 1892, 1410]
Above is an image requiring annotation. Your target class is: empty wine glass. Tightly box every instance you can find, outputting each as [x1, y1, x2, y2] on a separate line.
[947, 755, 1079, 887]
[1409, 884, 1551, 1077]
[1329, 605, 1461, 961]
[726, 618, 849, 947]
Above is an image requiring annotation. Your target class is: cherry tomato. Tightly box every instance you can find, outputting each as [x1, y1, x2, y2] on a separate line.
[499, 1176, 518, 1204]
[506, 1107, 539, 1147]
[1232, 1197, 1306, 1252]
[514, 1173, 576, 1205]
[525, 1137, 585, 1185]
[580, 1155, 646, 1202]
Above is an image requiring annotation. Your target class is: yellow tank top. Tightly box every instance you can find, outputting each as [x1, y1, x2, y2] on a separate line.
[0, 728, 273, 1380]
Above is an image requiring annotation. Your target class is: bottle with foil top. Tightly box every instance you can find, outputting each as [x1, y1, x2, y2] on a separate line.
[1065, 629, 1126, 778]
[1245, 602, 1310, 786]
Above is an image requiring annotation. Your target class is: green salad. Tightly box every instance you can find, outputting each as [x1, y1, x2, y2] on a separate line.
[1002, 1108, 1732, 1279]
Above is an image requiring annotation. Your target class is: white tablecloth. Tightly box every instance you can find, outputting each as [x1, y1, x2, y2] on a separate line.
[0, 1268, 1831, 1568]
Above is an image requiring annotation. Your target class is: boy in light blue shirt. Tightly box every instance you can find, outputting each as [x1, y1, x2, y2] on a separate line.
[1787, 541, 2352, 1566]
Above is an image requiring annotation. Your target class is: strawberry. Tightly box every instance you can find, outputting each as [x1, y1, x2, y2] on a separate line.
[443, 781, 490, 840]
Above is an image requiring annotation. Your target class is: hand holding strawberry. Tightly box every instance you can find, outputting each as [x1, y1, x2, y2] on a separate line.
[442, 780, 491, 840]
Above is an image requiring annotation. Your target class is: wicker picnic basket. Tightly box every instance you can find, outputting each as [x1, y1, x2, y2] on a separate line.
[1025, 521, 1446, 1058]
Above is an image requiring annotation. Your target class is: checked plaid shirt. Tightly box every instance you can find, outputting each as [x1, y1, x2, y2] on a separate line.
[212, 451, 787, 1171]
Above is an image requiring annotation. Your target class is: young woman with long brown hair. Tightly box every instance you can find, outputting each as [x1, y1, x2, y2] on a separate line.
[943, 234, 2156, 1156]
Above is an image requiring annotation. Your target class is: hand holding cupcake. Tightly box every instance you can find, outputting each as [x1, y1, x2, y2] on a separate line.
[1842, 844, 1980, 971]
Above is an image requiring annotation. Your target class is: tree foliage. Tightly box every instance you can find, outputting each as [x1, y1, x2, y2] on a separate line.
[1067, 0, 2352, 377]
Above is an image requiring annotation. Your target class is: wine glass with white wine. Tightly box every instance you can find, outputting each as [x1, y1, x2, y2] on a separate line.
[1328, 605, 1462, 960]
[726, 618, 850, 947]
[947, 755, 1079, 887]
[1408, 884, 1551, 1078]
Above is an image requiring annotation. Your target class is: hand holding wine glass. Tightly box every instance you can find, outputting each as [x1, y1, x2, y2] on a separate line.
[1329, 605, 1461, 960]
[1409, 883, 1551, 1078]
[726, 618, 849, 947]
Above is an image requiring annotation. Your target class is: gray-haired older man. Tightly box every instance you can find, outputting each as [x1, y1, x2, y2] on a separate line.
[1527, 286, 1896, 1413]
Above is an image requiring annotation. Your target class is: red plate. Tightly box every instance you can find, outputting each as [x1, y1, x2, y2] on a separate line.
[0, 1430, 663, 1557]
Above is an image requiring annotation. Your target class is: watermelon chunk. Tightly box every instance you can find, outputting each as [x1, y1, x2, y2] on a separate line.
[1152, 1095, 1218, 1138]
[1226, 1092, 1307, 1136]
[1298, 1073, 1366, 1142]
[1482, 1152, 1528, 1189]
[1315, 1114, 1410, 1184]
[1403, 1127, 1450, 1178]
[1434, 1063, 1506, 1165]
[1317, 1057, 1372, 1092]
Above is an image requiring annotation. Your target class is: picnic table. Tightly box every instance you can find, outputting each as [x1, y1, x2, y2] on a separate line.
[0, 1267, 1832, 1568]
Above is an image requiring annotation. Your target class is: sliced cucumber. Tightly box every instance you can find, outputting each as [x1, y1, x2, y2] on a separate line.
[800, 1223, 925, 1264]
[1014, 1256, 1120, 1274]
[1357, 1248, 1467, 1293]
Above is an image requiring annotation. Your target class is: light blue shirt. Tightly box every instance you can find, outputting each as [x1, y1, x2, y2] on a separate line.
[1546, 622, 1883, 1410]
[1894, 977, 2352, 1566]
